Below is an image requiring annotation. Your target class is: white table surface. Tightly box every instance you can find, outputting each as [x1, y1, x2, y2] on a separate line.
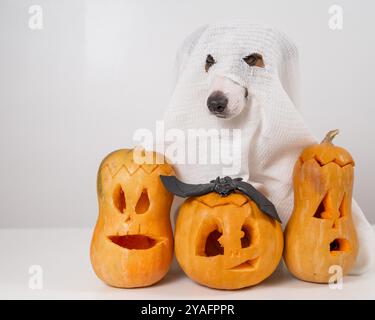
[0, 227, 374, 300]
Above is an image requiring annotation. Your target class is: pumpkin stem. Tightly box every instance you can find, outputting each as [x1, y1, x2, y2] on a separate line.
[321, 129, 339, 144]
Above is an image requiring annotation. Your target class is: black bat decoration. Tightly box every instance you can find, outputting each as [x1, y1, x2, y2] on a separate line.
[160, 175, 281, 223]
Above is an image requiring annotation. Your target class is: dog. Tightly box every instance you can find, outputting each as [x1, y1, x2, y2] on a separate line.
[206, 53, 264, 119]
[164, 23, 375, 274]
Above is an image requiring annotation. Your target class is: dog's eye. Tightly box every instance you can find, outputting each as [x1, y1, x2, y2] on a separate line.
[243, 53, 265, 68]
[205, 54, 216, 72]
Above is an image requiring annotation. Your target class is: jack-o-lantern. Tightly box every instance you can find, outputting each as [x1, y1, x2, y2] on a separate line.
[90, 149, 174, 288]
[284, 130, 358, 283]
[174, 189, 283, 290]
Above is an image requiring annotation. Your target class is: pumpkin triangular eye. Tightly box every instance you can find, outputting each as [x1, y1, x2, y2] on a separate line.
[314, 199, 325, 219]
[113, 185, 126, 213]
[313, 192, 333, 219]
[135, 189, 150, 214]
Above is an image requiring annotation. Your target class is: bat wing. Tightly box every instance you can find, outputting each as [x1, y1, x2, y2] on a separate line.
[160, 175, 215, 198]
[234, 180, 281, 223]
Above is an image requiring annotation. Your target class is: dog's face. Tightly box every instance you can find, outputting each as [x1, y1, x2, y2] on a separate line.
[205, 53, 264, 120]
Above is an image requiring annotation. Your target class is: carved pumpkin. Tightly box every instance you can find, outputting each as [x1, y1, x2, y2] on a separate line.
[284, 130, 358, 283]
[174, 192, 283, 290]
[90, 149, 174, 288]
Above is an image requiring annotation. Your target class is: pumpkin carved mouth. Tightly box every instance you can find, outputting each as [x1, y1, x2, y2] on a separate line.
[330, 238, 351, 254]
[108, 235, 163, 250]
[230, 257, 260, 271]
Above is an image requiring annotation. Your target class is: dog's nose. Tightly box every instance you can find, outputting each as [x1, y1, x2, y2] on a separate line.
[207, 91, 228, 113]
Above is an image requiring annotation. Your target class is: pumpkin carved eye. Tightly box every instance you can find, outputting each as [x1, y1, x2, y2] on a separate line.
[313, 191, 346, 222]
[243, 53, 265, 67]
[204, 229, 224, 257]
[313, 192, 333, 219]
[205, 54, 216, 72]
[113, 185, 126, 213]
[135, 189, 150, 214]
[200, 223, 253, 257]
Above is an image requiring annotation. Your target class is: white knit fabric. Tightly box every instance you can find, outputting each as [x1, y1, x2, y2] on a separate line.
[163, 23, 374, 274]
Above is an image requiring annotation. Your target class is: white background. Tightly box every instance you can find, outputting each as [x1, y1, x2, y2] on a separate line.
[1, 0, 374, 227]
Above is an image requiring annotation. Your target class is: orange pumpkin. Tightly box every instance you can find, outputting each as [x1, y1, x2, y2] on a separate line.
[90, 149, 174, 288]
[175, 192, 283, 290]
[284, 130, 358, 283]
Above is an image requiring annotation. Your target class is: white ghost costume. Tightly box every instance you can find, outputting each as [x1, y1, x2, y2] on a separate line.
[163, 23, 374, 274]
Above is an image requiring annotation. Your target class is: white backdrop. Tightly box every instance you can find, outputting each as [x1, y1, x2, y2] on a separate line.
[0, 0, 374, 227]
